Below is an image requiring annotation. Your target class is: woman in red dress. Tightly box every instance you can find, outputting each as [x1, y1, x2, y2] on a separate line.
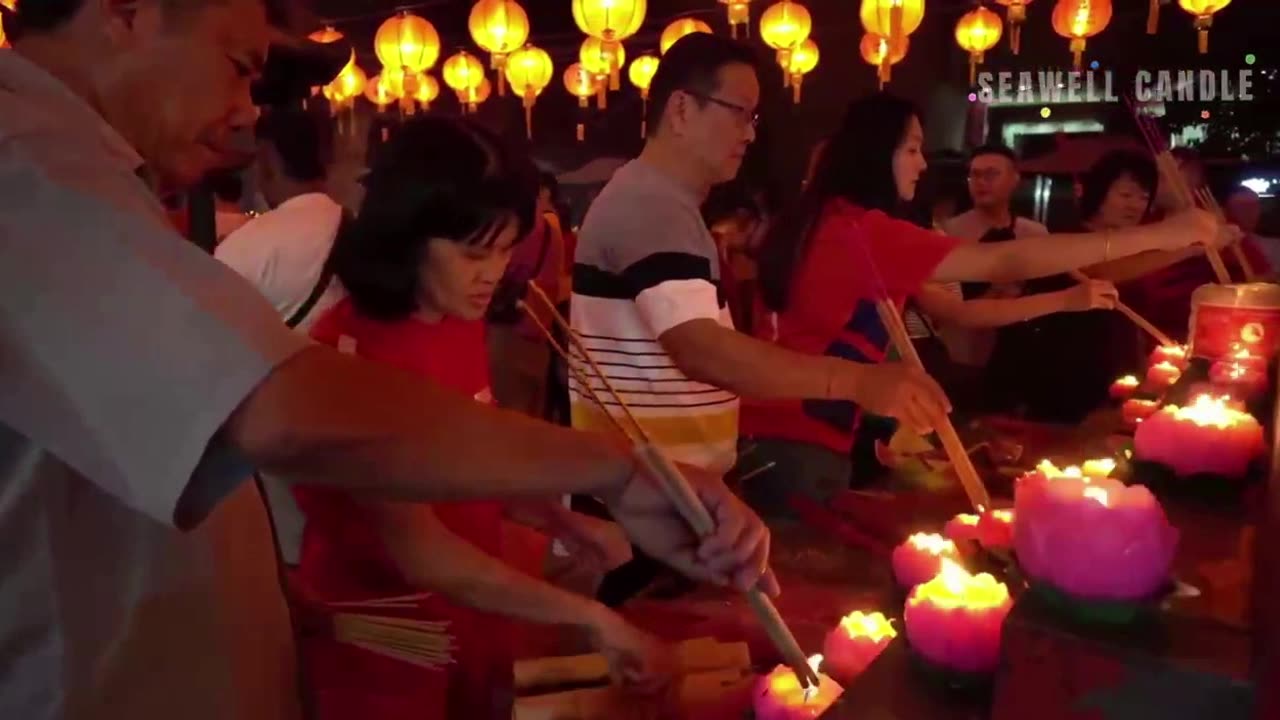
[293, 116, 669, 720]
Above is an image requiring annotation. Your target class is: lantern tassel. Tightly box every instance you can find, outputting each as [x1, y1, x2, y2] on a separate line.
[610, 66, 620, 91]
[1011, 24, 1022, 55]
[524, 102, 533, 140]
[1070, 38, 1086, 71]
[1146, 0, 1160, 34]
[791, 76, 802, 104]
[577, 123, 584, 142]
[641, 98, 648, 139]
[890, 4, 904, 48]
[596, 81, 608, 110]
[969, 55, 978, 87]
[1195, 17, 1212, 54]
[778, 50, 792, 87]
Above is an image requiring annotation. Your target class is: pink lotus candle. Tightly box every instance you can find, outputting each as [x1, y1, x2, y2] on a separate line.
[1109, 375, 1140, 400]
[892, 532, 960, 589]
[1122, 398, 1160, 426]
[1081, 458, 1117, 479]
[1133, 395, 1265, 478]
[976, 509, 1014, 552]
[1014, 461, 1177, 601]
[1149, 344, 1188, 368]
[1145, 361, 1182, 390]
[943, 513, 981, 546]
[903, 559, 1012, 674]
[821, 611, 897, 684]
[753, 655, 844, 720]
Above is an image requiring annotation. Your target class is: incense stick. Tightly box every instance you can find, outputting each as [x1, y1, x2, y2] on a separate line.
[519, 282, 821, 690]
[1067, 270, 1176, 346]
[1195, 186, 1256, 281]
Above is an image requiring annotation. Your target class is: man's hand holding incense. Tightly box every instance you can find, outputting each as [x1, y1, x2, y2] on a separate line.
[603, 461, 780, 596]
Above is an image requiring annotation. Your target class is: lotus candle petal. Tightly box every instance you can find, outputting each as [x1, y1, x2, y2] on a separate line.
[903, 559, 1012, 674]
[1149, 344, 1188, 368]
[1081, 458, 1117, 479]
[943, 513, 981, 546]
[1109, 374, 1139, 400]
[753, 654, 844, 720]
[976, 509, 1014, 551]
[1133, 394, 1265, 478]
[1014, 461, 1178, 601]
[1145, 360, 1182, 390]
[1122, 398, 1160, 426]
[892, 532, 960, 589]
[821, 611, 896, 684]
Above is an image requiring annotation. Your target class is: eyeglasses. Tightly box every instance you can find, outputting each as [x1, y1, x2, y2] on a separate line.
[683, 90, 759, 128]
[967, 169, 1004, 182]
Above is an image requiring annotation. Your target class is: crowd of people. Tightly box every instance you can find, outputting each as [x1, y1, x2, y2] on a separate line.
[0, 0, 1261, 718]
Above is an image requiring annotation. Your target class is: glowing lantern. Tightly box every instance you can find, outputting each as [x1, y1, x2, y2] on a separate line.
[505, 45, 553, 139]
[955, 6, 1002, 86]
[719, 0, 753, 38]
[442, 50, 486, 111]
[563, 64, 600, 142]
[460, 77, 492, 113]
[859, 33, 908, 88]
[414, 74, 441, 110]
[1, 12, 7, 49]
[375, 12, 441, 74]
[307, 25, 344, 44]
[629, 54, 660, 138]
[994, 0, 1033, 53]
[326, 63, 368, 108]
[571, 0, 645, 86]
[580, 36, 625, 106]
[364, 74, 400, 113]
[468, 0, 529, 96]
[660, 17, 712, 54]
[859, 0, 926, 47]
[1051, 0, 1112, 70]
[1178, 0, 1231, 53]
[759, 1, 812, 80]
[781, 38, 818, 104]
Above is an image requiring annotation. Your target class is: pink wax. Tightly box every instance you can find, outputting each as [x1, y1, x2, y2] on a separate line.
[976, 509, 1014, 552]
[1133, 395, 1265, 478]
[891, 532, 960, 589]
[903, 559, 1012, 674]
[752, 658, 843, 720]
[821, 611, 896, 684]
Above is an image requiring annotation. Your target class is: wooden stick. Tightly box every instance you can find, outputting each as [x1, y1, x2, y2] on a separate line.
[523, 282, 821, 690]
[1197, 187, 1256, 281]
[1066, 270, 1176, 346]
[514, 637, 749, 691]
[873, 300, 992, 512]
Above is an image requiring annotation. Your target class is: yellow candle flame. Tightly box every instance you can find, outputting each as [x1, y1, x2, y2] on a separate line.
[837, 610, 898, 642]
[910, 558, 1010, 610]
[1082, 486, 1110, 507]
[906, 532, 958, 556]
[952, 513, 979, 527]
[1164, 394, 1255, 429]
[1115, 375, 1139, 387]
[1081, 458, 1116, 478]
[1160, 345, 1187, 359]
[989, 509, 1014, 523]
[1151, 360, 1180, 374]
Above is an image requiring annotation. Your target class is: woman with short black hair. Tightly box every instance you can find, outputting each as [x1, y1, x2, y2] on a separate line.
[295, 115, 667, 720]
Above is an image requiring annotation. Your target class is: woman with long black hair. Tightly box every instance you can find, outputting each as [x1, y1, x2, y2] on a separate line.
[738, 93, 1230, 517]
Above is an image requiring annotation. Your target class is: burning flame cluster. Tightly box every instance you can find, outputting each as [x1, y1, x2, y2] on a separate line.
[767, 654, 827, 702]
[836, 610, 897, 643]
[905, 532, 958, 556]
[1162, 394, 1251, 429]
[908, 558, 1010, 610]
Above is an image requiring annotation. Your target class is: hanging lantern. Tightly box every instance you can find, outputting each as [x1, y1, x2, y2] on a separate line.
[443, 50, 486, 111]
[374, 12, 441, 74]
[782, 38, 818, 104]
[564, 64, 600, 141]
[759, 1, 812, 82]
[580, 37, 626, 107]
[859, 0, 926, 48]
[718, 0, 753, 38]
[505, 44, 553, 140]
[572, 0, 647, 45]
[308, 25, 344, 44]
[1178, 0, 1231, 53]
[955, 6, 1003, 86]
[1147, 0, 1162, 33]
[326, 63, 368, 108]
[660, 18, 712, 54]
[414, 74, 441, 110]
[468, 0, 529, 96]
[1051, 0, 1112, 70]
[364, 74, 400, 112]
[461, 77, 493, 113]
[994, 0, 1033, 53]
[628, 54, 660, 138]
[1, 12, 7, 49]
[859, 33, 908, 88]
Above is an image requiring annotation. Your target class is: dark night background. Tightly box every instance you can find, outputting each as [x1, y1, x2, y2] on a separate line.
[297, 0, 1278, 220]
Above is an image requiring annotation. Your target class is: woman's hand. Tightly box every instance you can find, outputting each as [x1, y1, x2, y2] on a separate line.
[587, 607, 677, 695]
[1152, 208, 1242, 252]
[557, 515, 633, 572]
[1062, 279, 1119, 312]
[839, 362, 951, 435]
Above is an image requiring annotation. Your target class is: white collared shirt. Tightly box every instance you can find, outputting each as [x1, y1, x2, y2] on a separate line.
[216, 192, 345, 329]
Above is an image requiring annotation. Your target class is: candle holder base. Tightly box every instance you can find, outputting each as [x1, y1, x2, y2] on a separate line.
[1127, 458, 1262, 505]
[904, 645, 995, 697]
[1026, 577, 1174, 626]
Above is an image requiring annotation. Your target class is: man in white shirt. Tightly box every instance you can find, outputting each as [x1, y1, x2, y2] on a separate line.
[939, 144, 1048, 366]
[216, 105, 344, 330]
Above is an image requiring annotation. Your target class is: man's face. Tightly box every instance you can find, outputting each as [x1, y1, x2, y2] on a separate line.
[667, 63, 759, 186]
[967, 153, 1019, 210]
[97, 0, 269, 189]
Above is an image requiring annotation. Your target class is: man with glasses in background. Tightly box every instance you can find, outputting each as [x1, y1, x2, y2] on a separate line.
[939, 144, 1048, 370]
[572, 34, 949, 601]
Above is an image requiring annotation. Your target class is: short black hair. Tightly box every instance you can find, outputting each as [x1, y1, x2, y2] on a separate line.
[1078, 149, 1157, 221]
[970, 144, 1018, 165]
[646, 32, 757, 133]
[255, 106, 332, 183]
[331, 115, 538, 321]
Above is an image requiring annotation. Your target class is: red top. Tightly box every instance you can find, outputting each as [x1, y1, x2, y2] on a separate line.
[295, 298, 509, 719]
[740, 201, 958, 454]
[1123, 238, 1271, 342]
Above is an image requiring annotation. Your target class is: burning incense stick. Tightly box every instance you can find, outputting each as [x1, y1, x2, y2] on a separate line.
[1067, 270, 1176, 346]
[519, 282, 821, 689]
